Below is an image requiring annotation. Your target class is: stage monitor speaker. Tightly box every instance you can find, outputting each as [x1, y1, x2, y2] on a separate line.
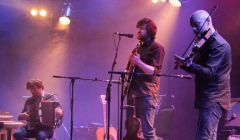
[228, 135, 240, 140]
[73, 123, 102, 140]
[154, 106, 174, 139]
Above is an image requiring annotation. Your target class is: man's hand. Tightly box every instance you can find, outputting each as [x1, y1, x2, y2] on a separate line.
[129, 53, 141, 66]
[174, 55, 192, 67]
[174, 55, 185, 66]
[55, 107, 63, 118]
[18, 112, 29, 120]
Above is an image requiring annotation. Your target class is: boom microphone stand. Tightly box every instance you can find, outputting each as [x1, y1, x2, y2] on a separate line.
[53, 75, 120, 140]
[52, 75, 80, 140]
[108, 71, 192, 140]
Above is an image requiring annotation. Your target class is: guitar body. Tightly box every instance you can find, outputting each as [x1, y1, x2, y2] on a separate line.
[123, 45, 140, 96]
[123, 117, 142, 140]
[98, 95, 118, 140]
[96, 127, 117, 140]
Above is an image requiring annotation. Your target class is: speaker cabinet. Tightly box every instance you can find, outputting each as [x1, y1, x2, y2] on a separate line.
[73, 124, 102, 140]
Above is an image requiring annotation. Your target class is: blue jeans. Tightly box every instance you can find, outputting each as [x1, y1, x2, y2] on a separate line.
[196, 103, 223, 140]
[135, 96, 160, 140]
[13, 126, 53, 140]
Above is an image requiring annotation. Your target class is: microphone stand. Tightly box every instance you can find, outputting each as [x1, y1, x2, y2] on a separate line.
[52, 75, 80, 140]
[53, 75, 120, 140]
[108, 71, 193, 79]
[105, 35, 122, 140]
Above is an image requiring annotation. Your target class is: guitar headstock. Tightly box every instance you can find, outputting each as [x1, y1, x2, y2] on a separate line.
[100, 95, 107, 105]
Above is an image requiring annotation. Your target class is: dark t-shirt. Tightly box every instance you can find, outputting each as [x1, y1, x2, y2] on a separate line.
[129, 40, 165, 98]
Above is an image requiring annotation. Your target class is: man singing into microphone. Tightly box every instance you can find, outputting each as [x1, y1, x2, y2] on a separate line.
[175, 10, 232, 140]
[125, 17, 165, 140]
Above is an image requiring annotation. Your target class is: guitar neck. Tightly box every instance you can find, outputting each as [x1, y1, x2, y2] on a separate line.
[100, 95, 107, 134]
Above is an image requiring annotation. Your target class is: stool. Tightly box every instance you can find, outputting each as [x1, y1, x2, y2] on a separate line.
[28, 137, 54, 140]
[0, 129, 7, 140]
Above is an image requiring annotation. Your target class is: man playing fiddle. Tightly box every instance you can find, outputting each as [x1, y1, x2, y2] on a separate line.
[175, 10, 232, 140]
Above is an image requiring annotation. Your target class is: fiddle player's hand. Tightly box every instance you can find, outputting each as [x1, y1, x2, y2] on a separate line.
[55, 107, 63, 118]
[18, 112, 29, 120]
[174, 55, 185, 66]
[174, 55, 192, 67]
[130, 54, 141, 66]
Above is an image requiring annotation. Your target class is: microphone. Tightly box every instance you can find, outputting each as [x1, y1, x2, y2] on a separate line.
[114, 32, 133, 38]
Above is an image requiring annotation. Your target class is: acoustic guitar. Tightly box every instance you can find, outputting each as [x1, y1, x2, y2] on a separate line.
[96, 95, 117, 140]
[123, 43, 142, 140]
[123, 105, 142, 140]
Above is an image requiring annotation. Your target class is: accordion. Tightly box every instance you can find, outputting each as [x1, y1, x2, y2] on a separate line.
[38, 100, 62, 128]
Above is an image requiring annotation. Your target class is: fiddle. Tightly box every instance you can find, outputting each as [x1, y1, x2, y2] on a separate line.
[174, 6, 217, 69]
[175, 29, 212, 68]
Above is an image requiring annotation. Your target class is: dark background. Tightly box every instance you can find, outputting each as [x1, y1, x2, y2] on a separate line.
[0, 0, 239, 139]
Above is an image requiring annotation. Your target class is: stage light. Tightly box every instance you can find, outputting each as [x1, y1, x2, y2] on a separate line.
[59, 2, 72, 25]
[39, 9, 47, 17]
[152, 0, 159, 3]
[30, 8, 38, 16]
[169, 0, 181, 7]
[59, 16, 70, 25]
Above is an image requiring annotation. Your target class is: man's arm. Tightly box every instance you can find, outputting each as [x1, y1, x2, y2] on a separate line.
[18, 99, 29, 120]
[130, 54, 155, 74]
[130, 45, 164, 74]
[49, 94, 64, 121]
[178, 44, 230, 80]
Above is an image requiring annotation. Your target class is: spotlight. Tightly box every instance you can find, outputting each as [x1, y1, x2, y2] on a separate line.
[30, 8, 38, 16]
[59, 16, 71, 25]
[169, 0, 181, 7]
[59, 2, 72, 25]
[152, 0, 159, 3]
[39, 9, 47, 17]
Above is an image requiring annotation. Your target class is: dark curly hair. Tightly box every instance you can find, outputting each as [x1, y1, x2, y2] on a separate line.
[136, 17, 157, 40]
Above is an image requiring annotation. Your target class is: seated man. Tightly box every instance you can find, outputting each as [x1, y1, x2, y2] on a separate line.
[14, 79, 63, 140]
